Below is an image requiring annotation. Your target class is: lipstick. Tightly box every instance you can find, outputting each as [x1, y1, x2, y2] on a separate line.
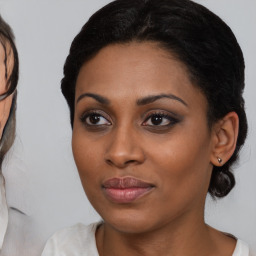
[102, 177, 154, 203]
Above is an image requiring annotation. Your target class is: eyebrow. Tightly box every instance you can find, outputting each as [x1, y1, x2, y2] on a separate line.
[76, 92, 188, 107]
[137, 93, 188, 107]
[76, 93, 110, 105]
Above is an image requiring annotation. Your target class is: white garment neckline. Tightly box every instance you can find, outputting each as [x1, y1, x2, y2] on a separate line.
[90, 222, 249, 256]
[42, 221, 250, 256]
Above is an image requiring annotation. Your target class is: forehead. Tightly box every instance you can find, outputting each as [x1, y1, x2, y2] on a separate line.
[75, 42, 206, 107]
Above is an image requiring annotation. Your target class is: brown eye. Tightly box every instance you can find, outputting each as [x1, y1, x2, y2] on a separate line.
[150, 115, 164, 125]
[81, 113, 111, 126]
[88, 114, 101, 124]
[143, 114, 177, 126]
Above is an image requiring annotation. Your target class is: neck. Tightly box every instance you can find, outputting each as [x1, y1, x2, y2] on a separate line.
[96, 210, 233, 256]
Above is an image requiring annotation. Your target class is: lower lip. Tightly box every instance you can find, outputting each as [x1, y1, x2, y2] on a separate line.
[103, 187, 153, 203]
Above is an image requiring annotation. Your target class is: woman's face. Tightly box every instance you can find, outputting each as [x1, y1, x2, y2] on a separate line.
[72, 42, 216, 233]
[0, 42, 13, 138]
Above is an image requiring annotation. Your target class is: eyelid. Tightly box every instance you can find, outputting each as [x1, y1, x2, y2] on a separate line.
[142, 109, 180, 121]
[142, 110, 180, 127]
[80, 109, 112, 125]
[79, 108, 181, 128]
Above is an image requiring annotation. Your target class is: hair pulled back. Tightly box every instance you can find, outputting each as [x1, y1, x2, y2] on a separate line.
[61, 0, 247, 198]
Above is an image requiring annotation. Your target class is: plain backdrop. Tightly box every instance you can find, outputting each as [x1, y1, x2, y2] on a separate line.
[0, 0, 255, 254]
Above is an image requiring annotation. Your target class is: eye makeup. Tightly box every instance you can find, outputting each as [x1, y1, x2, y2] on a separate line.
[79, 109, 112, 130]
[79, 107, 182, 133]
[141, 109, 182, 133]
[142, 111, 179, 127]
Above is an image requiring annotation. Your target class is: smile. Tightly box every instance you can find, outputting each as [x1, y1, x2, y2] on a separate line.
[102, 177, 155, 203]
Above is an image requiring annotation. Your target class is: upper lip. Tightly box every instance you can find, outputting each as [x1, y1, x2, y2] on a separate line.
[102, 177, 154, 189]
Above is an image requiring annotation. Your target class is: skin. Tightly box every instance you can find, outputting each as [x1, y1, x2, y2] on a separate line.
[0, 41, 14, 138]
[72, 42, 238, 256]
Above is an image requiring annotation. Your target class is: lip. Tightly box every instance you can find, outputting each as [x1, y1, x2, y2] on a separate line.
[102, 177, 154, 203]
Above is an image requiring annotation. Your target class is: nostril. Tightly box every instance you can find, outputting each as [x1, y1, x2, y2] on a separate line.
[105, 158, 140, 168]
[106, 159, 113, 166]
[124, 159, 136, 165]
[104, 142, 146, 168]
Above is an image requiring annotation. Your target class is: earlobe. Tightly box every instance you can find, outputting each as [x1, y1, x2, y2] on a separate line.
[210, 112, 239, 166]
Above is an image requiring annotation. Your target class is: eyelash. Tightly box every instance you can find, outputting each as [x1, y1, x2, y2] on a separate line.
[80, 110, 111, 127]
[79, 110, 179, 129]
[142, 111, 179, 127]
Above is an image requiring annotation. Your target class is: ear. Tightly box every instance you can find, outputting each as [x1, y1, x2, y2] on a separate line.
[210, 112, 239, 166]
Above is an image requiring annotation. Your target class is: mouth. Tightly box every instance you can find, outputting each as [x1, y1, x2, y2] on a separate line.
[102, 177, 155, 203]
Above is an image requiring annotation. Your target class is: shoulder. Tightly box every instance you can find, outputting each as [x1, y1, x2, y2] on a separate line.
[41, 222, 100, 256]
[233, 239, 250, 256]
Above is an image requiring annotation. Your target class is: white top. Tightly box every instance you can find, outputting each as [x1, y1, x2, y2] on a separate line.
[0, 173, 40, 256]
[42, 222, 250, 256]
[0, 174, 8, 250]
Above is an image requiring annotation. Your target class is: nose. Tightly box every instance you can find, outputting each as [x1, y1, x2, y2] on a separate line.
[104, 126, 145, 168]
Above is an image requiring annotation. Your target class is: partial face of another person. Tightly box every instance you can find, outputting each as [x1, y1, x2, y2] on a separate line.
[0, 42, 13, 138]
[72, 42, 217, 233]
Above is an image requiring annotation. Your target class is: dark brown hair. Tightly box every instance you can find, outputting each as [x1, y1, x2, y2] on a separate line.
[61, 0, 247, 198]
[0, 15, 19, 169]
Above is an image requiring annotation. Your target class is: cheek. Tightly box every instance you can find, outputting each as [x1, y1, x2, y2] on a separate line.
[0, 95, 13, 138]
[72, 129, 105, 186]
[72, 130, 111, 213]
[146, 125, 212, 201]
[0, 62, 6, 94]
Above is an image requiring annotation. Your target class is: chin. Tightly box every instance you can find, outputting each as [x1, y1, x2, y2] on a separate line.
[99, 207, 164, 234]
[107, 219, 153, 234]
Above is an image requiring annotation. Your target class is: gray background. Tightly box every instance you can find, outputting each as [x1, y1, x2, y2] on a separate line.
[0, 0, 255, 254]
